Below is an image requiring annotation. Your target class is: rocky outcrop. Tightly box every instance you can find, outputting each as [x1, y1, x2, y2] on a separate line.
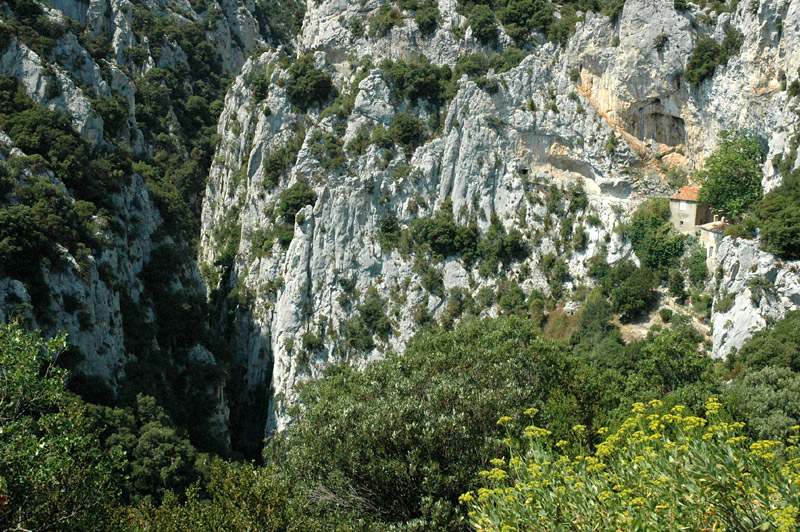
[712, 237, 800, 359]
[198, 0, 800, 445]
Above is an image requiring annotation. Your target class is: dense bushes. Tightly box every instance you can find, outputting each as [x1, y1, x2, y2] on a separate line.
[753, 170, 800, 259]
[381, 54, 453, 107]
[464, 398, 800, 532]
[369, 3, 403, 37]
[697, 131, 764, 217]
[269, 317, 577, 530]
[285, 55, 334, 111]
[277, 181, 317, 222]
[0, 324, 121, 531]
[389, 112, 426, 156]
[22, 298, 800, 531]
[383, 200, 527, 279]
[498, 0, 554, 45]
[263, 128, 306, 190]
[627, 198, 684, 274]
[468, 4, 498, 44]
[685, 26, 744, 86]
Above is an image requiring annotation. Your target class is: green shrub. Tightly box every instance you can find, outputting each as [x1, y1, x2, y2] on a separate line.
[627, 198, 685, 274]
[498, 0, 554, 45]
[601, 0, 626, 22]
[277, 181, 317, 222]
[685, 35, 723, 86]
[659, 308, 673, 322]
[685, 27, 742, 86]
[309, 129, 345, 170]
[610, 266, 657, 321]
[716, 292, 735, 312]
[285, 54, 334, 111]
[734, 310, 800, 373]
[389, 112, 425, 157]
[380, 54, 453, 107]
[685, 244, 708, 286]
[547, 5, 579, 45]
[262, 129, 306, 190]
[0, 324, 122, 531]
[414, 5, 440, 35]
[674, 0, 688, 10]
[468, 4, 498, 44]
[753, 171, 800, 260]
[269, 317, 579, 530]
[696, 131, 764, 218]
[604, 132, 619, 153]
[369, 3, 403, 37]
[378, 214, 402, 248]
[464, 398, 800, 532]
[653, 33, 668, 51]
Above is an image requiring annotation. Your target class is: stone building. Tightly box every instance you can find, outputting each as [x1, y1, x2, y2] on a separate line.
[698, 216, 731, 267]
[669, 185, 710, 234]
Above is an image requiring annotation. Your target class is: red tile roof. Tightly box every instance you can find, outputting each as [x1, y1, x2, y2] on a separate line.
[671, 185, 700, 202]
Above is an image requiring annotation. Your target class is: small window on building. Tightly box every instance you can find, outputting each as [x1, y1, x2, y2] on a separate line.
[679, 201, 687, 211]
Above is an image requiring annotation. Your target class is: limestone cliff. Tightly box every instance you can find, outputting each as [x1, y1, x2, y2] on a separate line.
[199, 0, 800, 447]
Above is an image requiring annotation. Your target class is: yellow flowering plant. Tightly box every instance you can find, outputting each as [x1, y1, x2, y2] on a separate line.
[462, 399, 800, 531]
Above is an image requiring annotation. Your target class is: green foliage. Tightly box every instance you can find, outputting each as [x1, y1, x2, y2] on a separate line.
[389, 112, 426, 157]
[262, 128, 306, 190]
[734, 310, 800, 373]
[604, 132, 618, 153]
[609, 265, 657, 321]
[753, 171, 800, 260]
[87, 394, 201, 503]
[498, 0, 554, 45]
[540, 252, 569, 300]
[468, 4, 498, 44]
[309, 128, 345, 170]
[601, 0, 626, 22]
[684, 243, 708, 286]
[729, 366, 800, 441]
[685, 27, 743, 86]
[664, 164, 688, 189]
[685, 35, 723, 86]
[269, 317, 578, 530]
[464, 398, 800, 532]
[285, 55, 334, 111]
[659, 307, 673, 322]
[627, 198, 684, 274]
[653, 33, 668, 51]
[122, 461, 311, 532]
[696, 131, 764, 217]
[414, 5, 440, 35]
[378, 213, 403, 248]
[0, 323, 122, 531]
[381, 54, 453, 107]
[0, 76, 126, 208]
[668, 269, 686, 300]
[369, 3, 403, 37]
[94, 95, 129, 139]
[277, 181, 317, 223]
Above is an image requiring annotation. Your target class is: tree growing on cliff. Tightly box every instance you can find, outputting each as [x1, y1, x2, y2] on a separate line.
[285, 55, 334, 111]
[697, 131, 764, 218]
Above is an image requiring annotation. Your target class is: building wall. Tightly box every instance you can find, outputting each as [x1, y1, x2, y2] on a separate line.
[699, 229, 724, 269]
[669, 199, 699, 234]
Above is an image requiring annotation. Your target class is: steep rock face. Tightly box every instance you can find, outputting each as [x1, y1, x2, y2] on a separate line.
[0, 0, 293, 449]
[712, 237, 800, 359]
[570, 0, 800, 188]
[199, 0, 800, 446]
